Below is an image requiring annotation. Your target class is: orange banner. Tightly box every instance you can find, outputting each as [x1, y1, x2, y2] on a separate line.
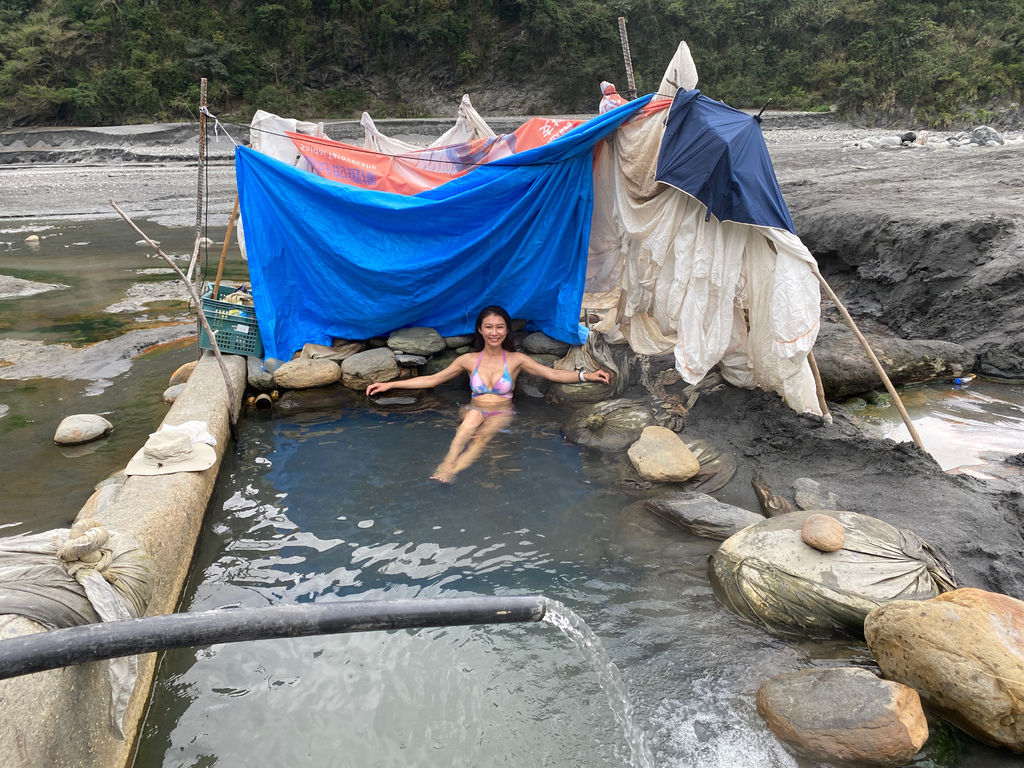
[288, 101, 671, 195]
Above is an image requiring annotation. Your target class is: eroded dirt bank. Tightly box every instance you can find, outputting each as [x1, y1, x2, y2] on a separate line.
[771, 140, 1024, 378]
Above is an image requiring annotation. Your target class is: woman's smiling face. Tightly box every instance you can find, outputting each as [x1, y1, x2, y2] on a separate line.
[478, 313, 508, 346]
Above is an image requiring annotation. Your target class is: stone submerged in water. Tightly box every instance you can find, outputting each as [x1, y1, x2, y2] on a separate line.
[386, 327, 445, 356]
[273, 358, 342, 389]
[53, 414, 113, 445]
[644, 491, 764, 540]
[562, 398, 653, 451]
[627, 425, 700, 483]
[865, 587, 1024, 753]
[162, 383, 186, 404]
[341, 347, 399, 390]
[756, 666, 928, 768]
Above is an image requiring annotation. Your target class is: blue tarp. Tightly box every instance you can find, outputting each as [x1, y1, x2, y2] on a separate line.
[654, 89, 796, 233]
[236, 96, 652, 361]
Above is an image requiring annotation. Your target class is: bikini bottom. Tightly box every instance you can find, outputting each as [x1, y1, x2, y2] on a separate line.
[465, 402, 516, 419]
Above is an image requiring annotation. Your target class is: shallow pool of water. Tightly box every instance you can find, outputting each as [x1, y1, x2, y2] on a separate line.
[131, 397, 1017, 768]
[0, 214, 248, 534]
[844, 379, 1024, 472]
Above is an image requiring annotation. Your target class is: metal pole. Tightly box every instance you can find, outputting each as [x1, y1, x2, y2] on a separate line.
[0, 596, 547, 681]
[617, 17, 637, 100]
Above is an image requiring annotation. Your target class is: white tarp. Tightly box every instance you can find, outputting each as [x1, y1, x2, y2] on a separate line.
[584, 43, 821, 413]
[361, 93, 495, 153]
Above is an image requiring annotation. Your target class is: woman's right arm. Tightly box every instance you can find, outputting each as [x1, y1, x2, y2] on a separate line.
[366, 354, 470, 396]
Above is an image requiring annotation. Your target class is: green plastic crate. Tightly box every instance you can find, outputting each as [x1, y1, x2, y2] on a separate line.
[198, 284, 264, 358]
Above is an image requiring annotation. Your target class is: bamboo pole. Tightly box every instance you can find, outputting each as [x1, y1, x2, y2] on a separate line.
[111, 200, 239, 440]
[211, 195, 240, 298]
[811, 265, 925, 451]
[617, 17, 637, 100]
[186, 77, 208, 284]
[806, 349, 832, 424]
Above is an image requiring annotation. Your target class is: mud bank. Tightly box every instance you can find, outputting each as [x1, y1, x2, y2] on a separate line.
[682, 384, 1024, 600]
[770, 139, 1024, 379]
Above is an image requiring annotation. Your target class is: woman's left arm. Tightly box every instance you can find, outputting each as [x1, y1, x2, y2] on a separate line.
[512, 352, 612, 385]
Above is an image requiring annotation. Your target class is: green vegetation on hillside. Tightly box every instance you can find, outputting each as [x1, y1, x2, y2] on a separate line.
[1, 0, 1021, 127]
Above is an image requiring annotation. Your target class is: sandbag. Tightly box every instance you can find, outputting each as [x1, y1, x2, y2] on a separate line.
[562, 398, 653, 451]
[0, 522, 154, 736]
[708, 510, 956, 637]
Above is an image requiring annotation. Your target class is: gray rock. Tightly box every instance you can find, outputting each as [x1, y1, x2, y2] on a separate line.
[341, 347, 400, 390]
[645, 492, 763, 540]
[263, 357, 285, 374]
[522, 332, 571, 356]
[394, 354, 427, 368]
[515, 353, 557, 397]
[793, 477, 840, 510]
[757, 667, 928, 767]
[53, 414, 113, 445]
[420, 350, 459, 376]
[299, 340, 365, 362]
[162, 383, 186, 404]
[247, 355, 276, 391]
[971, 125, 1003, 146]
[812, 318, 975, 399]
[386, 327, 445, 356]
[273, 358, 342, 389]
[444, 334, 474, 349]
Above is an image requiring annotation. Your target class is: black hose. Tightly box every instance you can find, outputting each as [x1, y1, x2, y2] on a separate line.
[0, 595, 547, 680]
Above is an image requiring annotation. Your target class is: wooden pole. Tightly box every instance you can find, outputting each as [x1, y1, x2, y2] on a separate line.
[617, 17, 637, 100]
[811, 265, 925, 451]
[212, 195, 240, 298]
[111, 199, 239, 440]
[806, 350, 832, 424]
[186, 77, 208, 284]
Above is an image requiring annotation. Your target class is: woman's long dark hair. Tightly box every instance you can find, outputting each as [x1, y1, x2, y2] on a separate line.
[472, 305, 515, 351]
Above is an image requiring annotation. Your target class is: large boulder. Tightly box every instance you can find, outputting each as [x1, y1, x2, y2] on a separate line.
[644, 492, 764, 540]
[865, 588, 1024, 752]
[341, 347, 400, 390]
[386, 327, 445, 356]
[757, 666, 928, 767]
[562, 399, 653, 451]
[627, 426, 700, 483]
[273, 358, 341, 389]
[709, 509, 957, 637]
[812, 318, 975, 399]
[53, 414, 113, 445]
[522, 331, 571, 356]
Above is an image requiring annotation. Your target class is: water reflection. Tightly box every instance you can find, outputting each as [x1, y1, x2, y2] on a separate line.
[847, 379, 1024, 471]
[134, 401, 829, 767]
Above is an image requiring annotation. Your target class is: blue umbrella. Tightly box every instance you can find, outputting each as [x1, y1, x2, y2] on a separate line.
[654, 89, 796, 234]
